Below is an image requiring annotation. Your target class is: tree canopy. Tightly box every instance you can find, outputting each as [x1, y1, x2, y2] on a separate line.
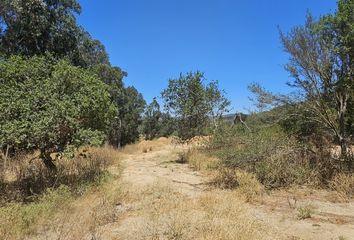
[0, 55, 116, 170]
[162, 71, 230, 139]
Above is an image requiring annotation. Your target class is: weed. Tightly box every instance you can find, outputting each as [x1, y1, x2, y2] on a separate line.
[297, 204, 314, 220]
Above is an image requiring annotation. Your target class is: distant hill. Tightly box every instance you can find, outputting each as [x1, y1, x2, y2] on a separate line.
[221, 113, 248, 123]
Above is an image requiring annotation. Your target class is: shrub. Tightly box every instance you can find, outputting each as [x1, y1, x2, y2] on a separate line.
[209, 124, 315, 189]
[330, 173, 354, 201]
[236, 171, 264, 202]
[0, 56, 117, 171]
[184, 148, 219, 171]
[212, 167, 239, 189]
[254, 146, 313, 189]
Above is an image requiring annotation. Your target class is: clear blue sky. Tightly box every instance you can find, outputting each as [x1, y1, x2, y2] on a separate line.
[77, 0, 336, 112]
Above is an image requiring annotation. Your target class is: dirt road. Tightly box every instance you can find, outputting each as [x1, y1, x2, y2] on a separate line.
[31, 138, 354, 240]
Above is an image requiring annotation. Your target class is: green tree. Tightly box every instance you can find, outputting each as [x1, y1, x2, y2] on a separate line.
[141, 98, 162, 140]
[0, 0, 110, 69]
[0, 0, 81, 57]
[250, 0, 353, 161]
[158, 112, 176, 137]
[0, 56, 116, 170]
[111, 86, 146, 147]
[161, 71, 230, 139]
[280, 3, 353, 158]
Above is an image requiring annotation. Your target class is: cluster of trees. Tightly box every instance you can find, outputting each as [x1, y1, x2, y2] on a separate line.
[0, 0, 230, 170]
[4, 0, 350, 173]
[141, 72, 230, 140]
[0, 0, 145, 170]
[250, 0, 353, 164]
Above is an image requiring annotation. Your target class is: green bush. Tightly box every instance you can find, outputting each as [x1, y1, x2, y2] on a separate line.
[0, 55, 116, 169]
[209, 124, 315, 188]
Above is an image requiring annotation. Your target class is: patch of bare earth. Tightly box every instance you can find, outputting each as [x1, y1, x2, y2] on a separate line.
[251, 188, 354, 240]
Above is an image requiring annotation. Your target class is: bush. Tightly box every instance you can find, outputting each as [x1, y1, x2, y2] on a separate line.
[236, 171, 264, 202]
[209, 124, 318, 189]
[212, 167, 239, 189]
[0, 55, 116, 170]
[297, 204, 315, 220]
[183, 148, 219, 171]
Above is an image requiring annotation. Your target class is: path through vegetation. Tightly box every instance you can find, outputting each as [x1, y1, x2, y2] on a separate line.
[30, 138, 354, 240]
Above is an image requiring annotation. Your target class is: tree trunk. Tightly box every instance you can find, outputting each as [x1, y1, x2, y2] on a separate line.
[337, 93, 351, 170]
[40, 149, 57, 172]
[4, 145, 9, 171]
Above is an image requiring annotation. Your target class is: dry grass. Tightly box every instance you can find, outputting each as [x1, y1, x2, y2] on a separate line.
[0, 146, 121, 203]
[0, 145, 123, 240]
[121, 137, 172, 155]
[120, 182, 279, 240]
[182, 148, 219, 171]
[211, 168, 264, 202]
[183, 148, 264, 202]
[330, 173, 354, 202]
[0, 185, 73, 239]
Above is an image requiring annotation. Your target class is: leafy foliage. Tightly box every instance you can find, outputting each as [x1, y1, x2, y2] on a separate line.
[0, 0, 147, 151]
[0, 56, 116, 168]
[161, 71, 230, 139]
[0, 0, 81, 57]
[141, 98, 162, 140]
[115, 86, 146, 146]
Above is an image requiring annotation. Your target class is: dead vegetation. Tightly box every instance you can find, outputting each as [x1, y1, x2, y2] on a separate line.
[118, 182, 279, 240]
[0, 146, 120, 204]
[0, 145, 123, 240]
[330, 173, 354, 201]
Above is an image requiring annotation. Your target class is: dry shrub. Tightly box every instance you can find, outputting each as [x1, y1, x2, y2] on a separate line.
[330, 173, 354, 201]
[208, 125, 330, 189]
[183, 148, 219, 171]
[254, 146, 314, 189]
[297, 204, 315, 220]
[212, 167, 239, 189]
[0, 146, 119, 204]
[236, 170, 264, 202]
[123, 182, 279, 240]
[212, 167, 264, 202]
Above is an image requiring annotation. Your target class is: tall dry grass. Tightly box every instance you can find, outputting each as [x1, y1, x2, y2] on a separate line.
[0, 145, 123, 240]
[120, 137, 172, 155]
[121, 182, 279, 240]
[181, 148, 219, 171]
[0, 146, 120, 204]
[330, 173, 354, 202]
